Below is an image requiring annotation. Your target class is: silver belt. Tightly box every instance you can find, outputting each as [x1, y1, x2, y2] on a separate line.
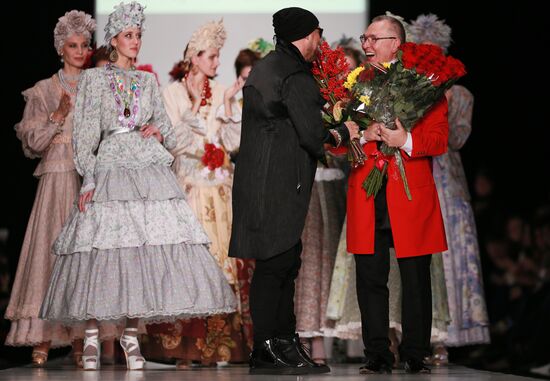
[101, 125, 141, 140]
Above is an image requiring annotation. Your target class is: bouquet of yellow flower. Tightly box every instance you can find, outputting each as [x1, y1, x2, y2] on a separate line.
[345, 42, 466, 199]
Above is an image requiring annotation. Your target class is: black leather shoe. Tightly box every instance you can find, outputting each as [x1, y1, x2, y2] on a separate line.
[404, 358, 431, 374]
[276, 334, 331, 374]
[249, 339, 309, 375]
[359, 358, 392, 374]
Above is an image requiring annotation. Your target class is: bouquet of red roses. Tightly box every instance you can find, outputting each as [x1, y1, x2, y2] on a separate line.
[346, 42, 466, 199]
[311, 41, 367, 167]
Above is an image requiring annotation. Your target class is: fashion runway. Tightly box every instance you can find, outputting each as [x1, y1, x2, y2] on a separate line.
[0, 359, 540, 381]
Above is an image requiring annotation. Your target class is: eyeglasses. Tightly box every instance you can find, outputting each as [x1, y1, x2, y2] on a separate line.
[316, 27, 324, 38]
[359, 35, 396, 44]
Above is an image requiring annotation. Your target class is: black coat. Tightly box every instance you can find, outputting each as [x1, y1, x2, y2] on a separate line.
[228, 40, 348, 260]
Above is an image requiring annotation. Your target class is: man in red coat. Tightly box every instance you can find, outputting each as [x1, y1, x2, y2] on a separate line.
[348, 15, 448, 374]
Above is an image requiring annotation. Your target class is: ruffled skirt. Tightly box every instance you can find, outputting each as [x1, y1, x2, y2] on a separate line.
[39, 164, 236, 324]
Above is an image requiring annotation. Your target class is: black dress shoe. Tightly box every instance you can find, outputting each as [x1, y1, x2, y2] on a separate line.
[249, 339, 309, 375]
[404, 358, 431, 374]
[276, 334, 331, 374]
[359, 358, 392, 374]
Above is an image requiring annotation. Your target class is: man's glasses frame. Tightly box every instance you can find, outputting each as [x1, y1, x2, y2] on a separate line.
[359, 35, 396, 44]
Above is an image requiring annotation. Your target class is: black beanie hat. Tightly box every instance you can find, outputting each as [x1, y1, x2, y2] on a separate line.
[273, 7, 319, 42]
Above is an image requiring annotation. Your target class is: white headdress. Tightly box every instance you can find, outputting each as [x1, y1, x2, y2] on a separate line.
[410, 14, 452, 51]
[54, 10, 96, 55]
[103, 1, 146, 47]
[184, 19, 226, 63]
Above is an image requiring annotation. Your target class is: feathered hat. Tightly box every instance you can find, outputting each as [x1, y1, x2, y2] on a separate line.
[410, 14, 452, 51]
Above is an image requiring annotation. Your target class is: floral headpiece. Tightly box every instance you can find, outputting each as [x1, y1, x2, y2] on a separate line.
[410, 14, 452, 52]
[103, 1, 146, 47]
[184, 19, 226, 63]
[247, 37, 274, 58]
[54, 10, 96, 55]
[384, 11, 414, 42]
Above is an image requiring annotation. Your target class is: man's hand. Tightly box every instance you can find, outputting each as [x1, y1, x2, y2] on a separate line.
[380, 118, 407, 148]
[344, 120, 360, 140]
[363, 122, 383, 142]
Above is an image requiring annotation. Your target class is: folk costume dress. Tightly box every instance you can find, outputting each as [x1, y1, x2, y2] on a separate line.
[433, 85, 489, 346]
[5, 72, 117, 347]
[144, 78, 250, 364]
[39, 65, 236, 326]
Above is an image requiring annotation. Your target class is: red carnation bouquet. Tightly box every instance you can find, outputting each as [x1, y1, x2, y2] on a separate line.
[346, 42, 466, 199]
[312, 41, 367, 167]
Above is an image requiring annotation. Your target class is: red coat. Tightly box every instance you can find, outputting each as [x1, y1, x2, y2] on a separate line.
[347, 98, 449, 258]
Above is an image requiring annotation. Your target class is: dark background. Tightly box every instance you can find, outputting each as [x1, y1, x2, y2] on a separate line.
[1, 0, 548, 371]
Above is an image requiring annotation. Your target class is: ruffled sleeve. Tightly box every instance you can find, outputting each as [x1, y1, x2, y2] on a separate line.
[14, 86, 60, 158]
[150, 76, 176, 150]
[73, 70, 101, 194]
[162, 84, 205, 158]
[216, 101, 242, 152]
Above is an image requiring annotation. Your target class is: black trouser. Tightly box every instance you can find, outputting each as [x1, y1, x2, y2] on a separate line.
[354, 180, 432, 365]
[250, 241, 302, 345]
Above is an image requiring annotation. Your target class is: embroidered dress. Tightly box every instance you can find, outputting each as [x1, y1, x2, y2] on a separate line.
[294, 163, 346, 338]
[433, 85, 489, 346]
[39, 66, 236, 324]
[144, 79, 250, 364]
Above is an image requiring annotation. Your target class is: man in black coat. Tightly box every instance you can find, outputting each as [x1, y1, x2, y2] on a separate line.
[228, 7, 359, 375]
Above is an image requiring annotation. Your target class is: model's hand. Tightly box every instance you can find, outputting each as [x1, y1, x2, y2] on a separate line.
[380, 118, 407, 148]
[78, 189, 94, 213]
[52, 93, 72, 122]
[224, 75, 245, 102]
[141, 124, 163, 143]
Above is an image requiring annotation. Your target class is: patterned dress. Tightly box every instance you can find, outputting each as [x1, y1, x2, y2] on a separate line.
[433, 85, 490, 346]
[144, 79, 251, 364]
[39, 66, 235, 327]
[5, 74, 93, 348]
[295, 162, 346, 339]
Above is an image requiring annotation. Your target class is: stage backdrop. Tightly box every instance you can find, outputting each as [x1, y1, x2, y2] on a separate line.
[96, 0, 368, 86]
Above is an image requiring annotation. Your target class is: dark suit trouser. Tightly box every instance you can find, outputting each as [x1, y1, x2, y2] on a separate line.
[250, 241, 302, 345]
[354, 180, 432, 365]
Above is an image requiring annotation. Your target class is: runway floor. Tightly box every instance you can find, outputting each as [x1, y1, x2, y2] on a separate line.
[0, 358, 541, 381]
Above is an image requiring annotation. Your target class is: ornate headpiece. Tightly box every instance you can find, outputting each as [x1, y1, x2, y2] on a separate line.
[184, 19, 226, 63]
[103, 1, 146, 47]
[247, 37, 274, 58]
[54, 10, 96, 55]
[384, 11, 414, 42]
[410, 14, 452, 51]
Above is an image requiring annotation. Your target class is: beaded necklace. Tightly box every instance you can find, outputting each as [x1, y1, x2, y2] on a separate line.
[58, 69, 80, 95]
[185, 74, 212, 107]
[106, 63, 142, 127]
